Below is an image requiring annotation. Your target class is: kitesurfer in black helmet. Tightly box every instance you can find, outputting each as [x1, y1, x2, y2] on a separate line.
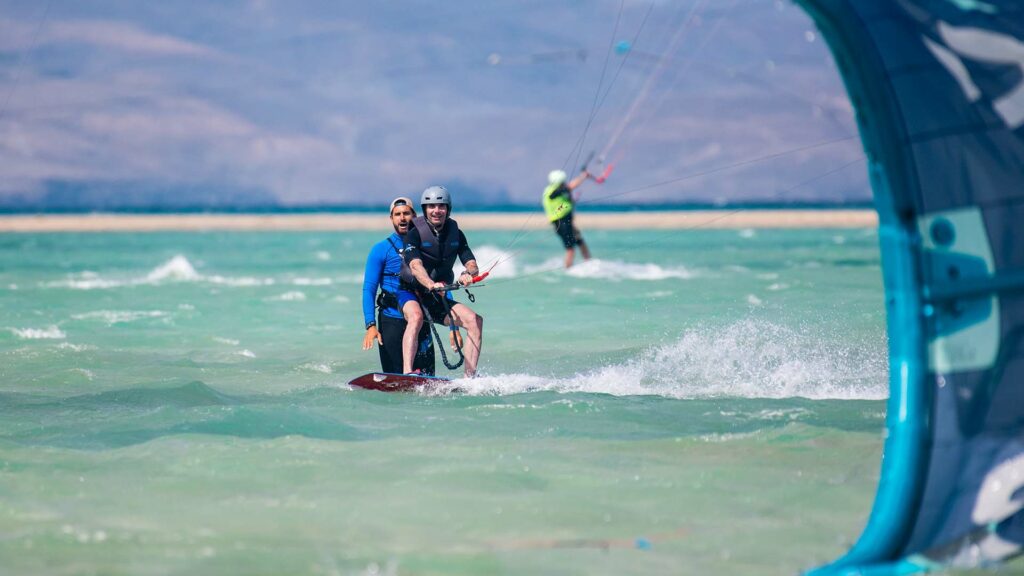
[399, 186, 484, 378]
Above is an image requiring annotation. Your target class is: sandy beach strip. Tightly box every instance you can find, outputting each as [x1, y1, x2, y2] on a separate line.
[0, 210, 877, 232]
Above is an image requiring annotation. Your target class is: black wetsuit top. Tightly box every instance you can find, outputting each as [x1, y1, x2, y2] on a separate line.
[403, 221, 476, 285]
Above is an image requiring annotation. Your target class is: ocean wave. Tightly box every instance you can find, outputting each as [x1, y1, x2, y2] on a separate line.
[57, 342, 96, 352]
[9, 326, 67, 340]
[46, 271, 122, 290]
[564, 258, 697, 281]
[443, 319, 887, 401]
[42, 255, 358, 291]
[291, 277, 333, 286]
[515, 257, 698, 281]
[205, 275, 275, 287]
[454, 245, 518, 279]
[267, 291, 306, 301]
[43, 255, 277, 290]
[145, 255, 199, 282]
[71, 310, 168, 325]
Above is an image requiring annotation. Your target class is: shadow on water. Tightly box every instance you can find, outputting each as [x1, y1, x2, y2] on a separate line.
[0, 382, 886, 450]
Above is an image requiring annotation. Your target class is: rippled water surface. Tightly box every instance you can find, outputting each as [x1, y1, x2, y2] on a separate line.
[0, 227, 889, 574]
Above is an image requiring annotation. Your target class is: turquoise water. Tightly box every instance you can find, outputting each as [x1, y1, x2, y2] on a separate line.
[0, 225, 890, 574]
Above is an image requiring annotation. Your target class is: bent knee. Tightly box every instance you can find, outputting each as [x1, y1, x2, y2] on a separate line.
[404, 307, 423, 324]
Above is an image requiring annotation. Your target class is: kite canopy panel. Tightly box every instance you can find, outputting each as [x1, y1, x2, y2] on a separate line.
[793, 0, 1024, 573]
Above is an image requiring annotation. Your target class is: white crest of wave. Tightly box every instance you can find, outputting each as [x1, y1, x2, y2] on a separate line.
[58, 342, 95, 352]
[292, 277, 333, 286]
[523, 257, 567, 277]
[564, 258, 697, 281]
[44, 255, 280, 290]
[449, 319, 887, 400]
[268, 291, 306, 301]
[145, 255, 199, 282]
[454, 245, 517, 278]
[206, 275, 275, 287]
[71, 310, 168, 325]
[45, 271, 122, 290]
[11, 325, 66, 339]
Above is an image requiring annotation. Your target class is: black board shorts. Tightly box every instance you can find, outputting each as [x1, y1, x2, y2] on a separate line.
[377, 313, 435, 375]
[418, 291, 460, 326]
[552, 213, 583, 249]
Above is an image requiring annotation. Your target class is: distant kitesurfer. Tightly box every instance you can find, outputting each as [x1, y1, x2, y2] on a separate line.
[543, 169, 593, 268]
[361, 197, 435, 375]
[400, 186, 484, 378]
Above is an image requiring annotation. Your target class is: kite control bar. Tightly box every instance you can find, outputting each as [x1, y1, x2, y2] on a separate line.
[593, 163, 614, 184]
[578, 150, 614, 184]
[429, 272, 490, 293]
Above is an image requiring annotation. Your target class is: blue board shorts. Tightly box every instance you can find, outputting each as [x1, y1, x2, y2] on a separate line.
[396, 288, 419, 310]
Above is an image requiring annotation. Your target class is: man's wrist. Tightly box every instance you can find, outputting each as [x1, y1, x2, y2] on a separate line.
[365, 321, 376, 330]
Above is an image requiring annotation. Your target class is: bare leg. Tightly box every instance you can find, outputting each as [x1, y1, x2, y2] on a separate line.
[576, 230, 591, 261]
[401, 301, 424, 374]
[564, 247, 575, 268]
[448, 303, 483, 378]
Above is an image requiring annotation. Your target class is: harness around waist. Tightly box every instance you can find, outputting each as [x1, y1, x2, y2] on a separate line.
[376, 290, 400, 310]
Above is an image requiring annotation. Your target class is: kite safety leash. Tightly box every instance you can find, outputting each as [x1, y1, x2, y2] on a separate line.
[422, 272, 489, 370]
[420, 293, 464, 371]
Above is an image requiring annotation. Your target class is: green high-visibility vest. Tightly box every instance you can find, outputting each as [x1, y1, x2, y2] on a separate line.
[542, 183, 573, 222]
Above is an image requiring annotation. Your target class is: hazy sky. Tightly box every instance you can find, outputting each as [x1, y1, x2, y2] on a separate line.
[0, 1, 869, 209]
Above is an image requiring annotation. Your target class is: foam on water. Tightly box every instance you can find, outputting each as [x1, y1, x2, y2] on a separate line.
[515, 257, 698, 281]
[445, 319, 887, 400]
[39, 255, 332, 290]
[9, 326, 67, 340]
[71, 310, 168, 325]
[205, 275, 275, 287]
[267, 291, 306, 301]
[145, 255, 199, 282]
[292, 277, 333, 286]
[57, 342, 95, 352]
[454, 245, 518, 278]
[47, 271, 122, 290]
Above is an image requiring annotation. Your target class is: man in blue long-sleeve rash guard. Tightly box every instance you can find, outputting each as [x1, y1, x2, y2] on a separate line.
[361, 197, 434, 374]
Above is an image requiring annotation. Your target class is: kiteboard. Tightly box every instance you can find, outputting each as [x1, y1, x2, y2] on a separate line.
[347, 372, 452, 393]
